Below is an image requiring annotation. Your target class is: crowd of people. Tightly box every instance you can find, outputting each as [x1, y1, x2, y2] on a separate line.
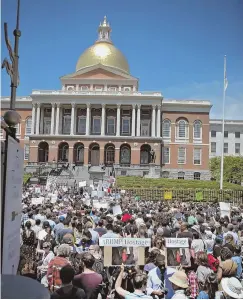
[19, 185, 243, 299]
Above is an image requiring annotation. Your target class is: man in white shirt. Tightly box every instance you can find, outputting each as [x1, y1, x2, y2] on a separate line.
[32, 219, 42, 239]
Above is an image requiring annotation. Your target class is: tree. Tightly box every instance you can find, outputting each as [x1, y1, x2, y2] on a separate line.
[210, 156, 243, 184]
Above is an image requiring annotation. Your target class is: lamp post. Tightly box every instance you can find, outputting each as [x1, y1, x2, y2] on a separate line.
[2, 0, 21, 137]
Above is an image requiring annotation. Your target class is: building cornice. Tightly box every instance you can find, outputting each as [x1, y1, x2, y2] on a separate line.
[210, 119, 243, 125]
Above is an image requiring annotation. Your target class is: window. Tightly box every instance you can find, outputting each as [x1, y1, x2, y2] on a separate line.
[121, 170, 127, 176]
[162, 120, 171, 138]
[178, 147, 186, 164]
[25, 117, 32, 136]
[92, 117, 101, 134]
[15, 123, 20, 135]
[211, 130, 216, 137]
[77, 116, 86, 134]
[193, 120, 202, 139]
[123, 87, 131, 92]
[43, 118, 51, 134]
[141, 120, 150, 137]
[108, 87, 117, 92]
[178, 171, 185, 180]
[122, 117, 130, 135]
[161, 171, 169, 178]
[63, 115, 71, 134]
[95, 86, 103, 91]
[235, 143, 241, 154]
[177, 119, 188, 138]
[81, 86, 89, 91]
[224, 131, 228, 138]
[235, 132, 241, 138]
[211, 142, 216, 153]
[193, 148, 202, 165]
[107, 117, 116, 135]
[120, 146, 131, 164]
[163, 147, 170, 164]
[0, 128, 3, 138]
[24, 144, 29, 160]
[194, 172, 201, 180]
[224, 143, 228, 154]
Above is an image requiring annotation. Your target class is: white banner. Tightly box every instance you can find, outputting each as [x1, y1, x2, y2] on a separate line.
[113, 205, 122, 216]
[165, 238, 189, 248]
[79, 181, 86, 188]
[99, 237, 151, 247]
[219, 202, 231, 218]
[31, 197, 44, 205]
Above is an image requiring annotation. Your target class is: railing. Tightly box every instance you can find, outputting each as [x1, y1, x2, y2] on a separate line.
[122, 188, 243, 203]
[32, 90, 162, 97]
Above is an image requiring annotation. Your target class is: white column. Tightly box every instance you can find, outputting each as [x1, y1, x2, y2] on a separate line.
[116, 104, 121, 136]
[152, 105, 156, 137]
[157, 105, 161, 137]
[31, 104, 36, 135]
[55, 103, 60, 135]
[86, 104, 90, 135]
[36, 103, 41, 135]
[132, 104, 136, 136]
[70, 103, 75, 135]
[50, 103, 55, 135]
[136, 104, 141, 136]
[101, 104, 106, 136]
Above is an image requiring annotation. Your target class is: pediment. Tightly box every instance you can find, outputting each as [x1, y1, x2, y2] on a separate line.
[60, 64, 137, 81]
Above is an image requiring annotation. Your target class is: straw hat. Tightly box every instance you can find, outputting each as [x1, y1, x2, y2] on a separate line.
[169, 270, 188, 289]
[221, 277, 243, 299]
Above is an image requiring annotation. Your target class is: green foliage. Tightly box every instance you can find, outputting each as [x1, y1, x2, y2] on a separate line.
[23, 173, 31, 184]
[117, 176, 243, 190]
[210, 156, 243, 183]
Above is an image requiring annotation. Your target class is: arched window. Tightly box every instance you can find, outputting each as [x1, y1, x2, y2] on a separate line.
[177, 119, 188, 138]
[178, 171, 185, 180]
[25, 117, 32, 136]
[162, 171, 170, 178]
[194, 172, 201, 180]
[73, 143, 84, 165]
[162, 119, 171, 138]
[140, 144, 151, 164]
[105, 144, 115, 166]
[193, 120, 202, 139]
[120, 145, 131, 165]
[58, 142, 69, 162]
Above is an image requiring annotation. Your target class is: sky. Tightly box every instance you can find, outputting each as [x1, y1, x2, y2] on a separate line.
[1, 0, 243, 119]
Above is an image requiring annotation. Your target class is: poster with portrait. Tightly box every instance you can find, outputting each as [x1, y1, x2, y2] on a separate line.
[99, 237, 151, 266]
[165, 238, 191, 268]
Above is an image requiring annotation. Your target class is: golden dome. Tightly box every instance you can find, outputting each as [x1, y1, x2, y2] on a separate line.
[75, 17, 130, 74]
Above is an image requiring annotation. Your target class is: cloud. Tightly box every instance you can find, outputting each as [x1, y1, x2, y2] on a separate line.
[163, 81, 243, 120]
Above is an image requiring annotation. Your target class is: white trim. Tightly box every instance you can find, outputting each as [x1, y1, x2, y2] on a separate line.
[162, 119, 171, 139]
[193, 120, 202, 140]
[193, 148, 202, 165]
[77, 115, 86, 134]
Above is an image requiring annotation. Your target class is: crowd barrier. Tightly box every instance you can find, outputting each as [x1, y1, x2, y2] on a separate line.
[123, 188, 243, 203]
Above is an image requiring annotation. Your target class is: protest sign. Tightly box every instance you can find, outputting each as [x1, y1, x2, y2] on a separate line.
[51, 194, 57, 204]
[31, 197, 44, 205]
[120, 190, 126, 194]
[164, 191, 172, 200]
[79, 181, 86, 188]
[113, 205, 122, 216]
[100, 238, 151, 266]
[93, 200, 109, 209]
[35, 187, 41, 194]
[91, 191, 98, 198]
[165, 238, 191, 267]
[219, 202, 231, 219]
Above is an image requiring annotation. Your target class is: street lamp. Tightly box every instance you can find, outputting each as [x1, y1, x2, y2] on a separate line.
[2, 0, 21, 137]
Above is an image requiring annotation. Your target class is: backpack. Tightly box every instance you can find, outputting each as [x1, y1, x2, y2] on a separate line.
[55, 287, 78, 299]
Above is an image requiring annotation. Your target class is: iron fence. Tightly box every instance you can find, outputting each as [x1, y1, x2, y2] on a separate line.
[123, 188, 243, 204]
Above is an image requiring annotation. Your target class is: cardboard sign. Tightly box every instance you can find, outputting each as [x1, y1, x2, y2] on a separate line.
[165, 238, 191, 268]
[31, 197, 44, 205]
[219, 202, 231, 219]
[35, 187, 41, 194]
[113, 205, 122, 216]
[164, 191, 172, 200]
[120, 190, 126, 194]
[165, 238, 189, 248]
[99, 237, 151, 247]
[79, 181, 86, 188]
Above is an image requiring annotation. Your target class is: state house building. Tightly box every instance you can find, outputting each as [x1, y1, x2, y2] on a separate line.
[1, 17, 212, 180]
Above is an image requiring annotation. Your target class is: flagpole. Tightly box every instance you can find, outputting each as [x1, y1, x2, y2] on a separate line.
[220, 55, 227, 190]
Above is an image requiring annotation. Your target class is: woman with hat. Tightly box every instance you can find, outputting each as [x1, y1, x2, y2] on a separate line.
[220, 277, 243, 299]
[169, 270, 189, 299]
